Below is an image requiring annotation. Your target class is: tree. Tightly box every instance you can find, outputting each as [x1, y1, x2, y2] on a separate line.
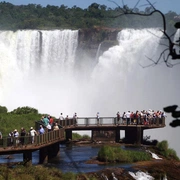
[0, 105, 8, 113]
[109, 0, 180, 67]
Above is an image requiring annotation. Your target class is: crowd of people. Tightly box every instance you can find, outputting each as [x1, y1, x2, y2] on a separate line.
[116, 109, 166, 125]
[5, 114, 62, 146]
[58, 110, 166, 126]
[7, 127, 38, 146]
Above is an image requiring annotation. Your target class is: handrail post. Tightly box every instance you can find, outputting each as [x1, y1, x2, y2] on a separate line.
[3, 138, 7, 148]
[114, 118, 116, 125]
[156, 117, 159, 126]
[162, 117, 165, 126]
[85, 118, 89, 126]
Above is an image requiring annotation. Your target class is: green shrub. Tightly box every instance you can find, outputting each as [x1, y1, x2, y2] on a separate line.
[156, 140, 179, 160]
[98, 145, 116, 162]
[0, 105, 8, 113]
[98, 145, 151, 163]
[72, 133, 82, 140]
[82, 134, 90, 139]
[157, 140, 168, 152]
[167, 148, 179, 160]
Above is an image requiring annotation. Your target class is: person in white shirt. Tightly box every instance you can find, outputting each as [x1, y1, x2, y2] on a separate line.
[125, 111, 131, 125]
[96, 112, 100, 125]
[73, 112, 77, 126]
[59, 113, 64, 120]
[30, 127, 37, 144]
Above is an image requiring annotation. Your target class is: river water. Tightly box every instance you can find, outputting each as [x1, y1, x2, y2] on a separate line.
[0, 144, 136, 173]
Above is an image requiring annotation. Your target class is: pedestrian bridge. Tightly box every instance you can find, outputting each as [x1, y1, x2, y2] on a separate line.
[0, 117, 165, 164]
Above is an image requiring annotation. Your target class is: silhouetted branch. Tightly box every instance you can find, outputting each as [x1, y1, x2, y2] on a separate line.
[169, 119, 180, 127]
[163, 105, 180, 127]
[109, 0, 180, 66]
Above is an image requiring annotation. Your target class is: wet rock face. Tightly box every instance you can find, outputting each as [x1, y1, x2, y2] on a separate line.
[77, 27, 120, 59]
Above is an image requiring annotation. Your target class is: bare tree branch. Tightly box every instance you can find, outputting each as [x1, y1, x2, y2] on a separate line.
[108, 0, 180, 66]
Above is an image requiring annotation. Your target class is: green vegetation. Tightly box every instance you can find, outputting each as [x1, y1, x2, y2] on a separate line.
[0, 165, 96, 180]
[0, 105, 42, 136]
[10, 106, 39, 114]
[0, 2, 178, 33]
[0, 164, 99, 180]
[97, 145, 151, 163]
[156, 140, 179, 160]
[0, 106, 8, 114]
[72, 133, 90, 140]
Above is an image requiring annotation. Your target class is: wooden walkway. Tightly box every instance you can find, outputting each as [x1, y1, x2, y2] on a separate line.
[0, 117, 165, 155]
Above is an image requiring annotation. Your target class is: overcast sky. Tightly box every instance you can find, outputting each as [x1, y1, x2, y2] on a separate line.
[2, 0, 180, 14]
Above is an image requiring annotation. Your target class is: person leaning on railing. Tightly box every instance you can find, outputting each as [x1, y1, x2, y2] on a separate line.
[53, 123, 59, 130]
[29, 127, 37, 144]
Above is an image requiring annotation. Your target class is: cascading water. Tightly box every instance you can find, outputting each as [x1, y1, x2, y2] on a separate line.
[0, 29, 79, 115]
[0, 28, 180, 156]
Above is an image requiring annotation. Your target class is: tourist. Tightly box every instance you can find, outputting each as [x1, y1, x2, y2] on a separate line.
[65, 115, 69, 126]
[130, 112, 134, 125]
[42, 115, 49, 126]
[29, 127, 37, 144]
[0, 131, 2, 139]
[59, 113, 64, 120]
[53, 123, 59, 130]
[122, 112, 126, 125]
[116, 112, 120, 125]
[134, 111, 140, 125]
[73, 112, 77, 126]
[96, 112, 100, 125]
[13, 129, 19, 146]
[46, 123, 52, 132]
[14, 129, 19, 138]
[20, 127, 26, 145]
[39, 125, 45, 134]
[125, 111, 131, 125]
[49, 116, 54, 127]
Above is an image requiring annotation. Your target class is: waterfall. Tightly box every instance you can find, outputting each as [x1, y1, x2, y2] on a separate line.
[0, 29, 78, 113]
[95, 42, 102, 61]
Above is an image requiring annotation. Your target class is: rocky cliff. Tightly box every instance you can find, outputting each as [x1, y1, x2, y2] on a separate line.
[76, 27, 121, 63]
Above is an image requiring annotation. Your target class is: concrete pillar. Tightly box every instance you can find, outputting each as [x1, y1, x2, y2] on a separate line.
[136, 127, 142, 145]
[23, 151, 32, 166]
[125, 127, 142, 145]
[115, 129, 120, 142]
[48, 142, 60, 159]
[66, 130, 72, 141]
[39, 147, 48, 164]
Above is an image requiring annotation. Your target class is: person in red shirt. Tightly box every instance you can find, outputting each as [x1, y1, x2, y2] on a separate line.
[49, 116, 54, 127]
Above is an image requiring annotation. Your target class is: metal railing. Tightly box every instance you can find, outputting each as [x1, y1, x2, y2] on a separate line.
[0, 128, 65, 149]
[53, 117, 165, 126]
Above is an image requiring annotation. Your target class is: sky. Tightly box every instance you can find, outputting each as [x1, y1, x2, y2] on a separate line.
[2, 0, 180, 14]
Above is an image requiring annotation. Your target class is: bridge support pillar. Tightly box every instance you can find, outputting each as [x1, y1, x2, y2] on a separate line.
[115, 129, 120, 143]
[23, 151, 32, 166]
[125, 127, 143, 145]
[48, 142, 60, 159]
[66, 130, 72, 141]
[39, 147, 48, 164]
